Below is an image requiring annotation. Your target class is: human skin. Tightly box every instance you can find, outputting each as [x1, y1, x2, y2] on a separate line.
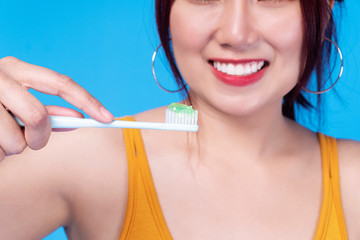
[1, 0, 360, 239]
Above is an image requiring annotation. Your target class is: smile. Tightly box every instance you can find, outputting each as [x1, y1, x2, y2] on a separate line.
[209, 59, 269, 87]
[212, 60, 265, 76]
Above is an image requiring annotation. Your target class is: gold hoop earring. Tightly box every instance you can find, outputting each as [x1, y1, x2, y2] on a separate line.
[152, 43, 186, 93]
[302, 37, 343, 94]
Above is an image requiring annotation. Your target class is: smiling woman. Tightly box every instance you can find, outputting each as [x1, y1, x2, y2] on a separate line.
[1, 0, 360, 240]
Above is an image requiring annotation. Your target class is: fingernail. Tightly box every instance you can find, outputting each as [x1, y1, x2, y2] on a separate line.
[100, 106, 113, 121]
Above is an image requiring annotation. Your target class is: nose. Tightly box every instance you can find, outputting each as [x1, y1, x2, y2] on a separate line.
[215, 1, 259, 51]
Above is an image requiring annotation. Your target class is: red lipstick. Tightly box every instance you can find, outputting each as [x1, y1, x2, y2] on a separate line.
[210, 59, 268, 87]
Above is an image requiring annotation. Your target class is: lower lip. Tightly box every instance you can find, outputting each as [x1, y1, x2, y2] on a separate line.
[210, 64, 267, 87]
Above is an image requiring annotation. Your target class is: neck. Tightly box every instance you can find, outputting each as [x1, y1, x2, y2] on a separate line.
[188, 97, 294, 164]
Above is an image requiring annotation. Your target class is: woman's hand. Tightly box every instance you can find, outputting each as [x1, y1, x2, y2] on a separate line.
[0, 56, 114, 161]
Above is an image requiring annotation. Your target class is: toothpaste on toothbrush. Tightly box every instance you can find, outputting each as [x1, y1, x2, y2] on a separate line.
[166, 103, 198, 125]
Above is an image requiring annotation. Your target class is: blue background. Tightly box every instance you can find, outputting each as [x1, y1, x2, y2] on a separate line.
[0, 1, 359, 239]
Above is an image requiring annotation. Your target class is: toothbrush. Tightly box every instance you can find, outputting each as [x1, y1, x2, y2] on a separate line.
[14, 103, 199, 132]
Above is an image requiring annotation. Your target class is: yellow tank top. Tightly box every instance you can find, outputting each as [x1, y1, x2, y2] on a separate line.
[118, 117, 348, 240]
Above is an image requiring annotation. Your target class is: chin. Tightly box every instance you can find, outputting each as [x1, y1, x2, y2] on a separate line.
[217, 102, 267, 118]
[192, 94, 276, 119]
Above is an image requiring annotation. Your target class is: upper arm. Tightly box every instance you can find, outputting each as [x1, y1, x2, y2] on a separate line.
[0, 143, 71, 239]
[0, 127, 128, 239]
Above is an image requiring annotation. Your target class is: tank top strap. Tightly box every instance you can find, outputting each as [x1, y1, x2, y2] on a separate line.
[118, 116, 173, 240]
[314, 133, 348, 240]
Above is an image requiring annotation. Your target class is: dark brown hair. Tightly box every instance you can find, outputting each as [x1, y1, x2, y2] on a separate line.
[155, 0, 344, 120]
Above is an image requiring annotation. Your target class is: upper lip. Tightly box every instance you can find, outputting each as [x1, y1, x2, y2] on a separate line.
[209, 58, 269, 64]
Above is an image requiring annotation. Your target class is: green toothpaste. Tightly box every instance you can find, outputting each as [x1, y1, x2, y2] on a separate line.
[168, 103, 195, 117]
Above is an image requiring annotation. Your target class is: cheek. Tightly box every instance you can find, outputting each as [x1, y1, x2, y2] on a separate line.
[169, 2, 217, 58]
[170, 4, 196, 52]
[259, 9, 304, 78]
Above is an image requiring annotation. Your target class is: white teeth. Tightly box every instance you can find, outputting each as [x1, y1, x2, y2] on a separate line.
[235, 64, 244, 75]
[227, 64, 235, 75]
[221, 63, 227, 72]
[244, 64, 252, 75]
[251, 63, 257, 72]
[212, 60, 265, 76]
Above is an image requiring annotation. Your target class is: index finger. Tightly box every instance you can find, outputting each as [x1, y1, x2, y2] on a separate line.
[1, 57, 114, 122]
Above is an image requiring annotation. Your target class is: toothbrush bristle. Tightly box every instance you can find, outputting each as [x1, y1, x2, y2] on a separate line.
[165, 108, 198, 125]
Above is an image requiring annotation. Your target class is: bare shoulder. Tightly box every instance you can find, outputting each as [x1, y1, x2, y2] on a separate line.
[45, 127, 128, 201]
[337, 138, 360, 176]
[337, 138, 360, 157]
[133, 105, 168, 122]
[133, 105, 187, 151]
[336, 139, 360, 238]
[132, 105, 178, 151]
[23, 126, 128, 199]
[132, 105, 190, 180]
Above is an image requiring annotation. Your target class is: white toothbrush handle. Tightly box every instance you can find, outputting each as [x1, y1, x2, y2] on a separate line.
[15, 116, 199, 132]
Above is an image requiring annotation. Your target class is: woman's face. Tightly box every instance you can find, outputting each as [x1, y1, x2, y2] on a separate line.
[170, 0, 304, 117]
